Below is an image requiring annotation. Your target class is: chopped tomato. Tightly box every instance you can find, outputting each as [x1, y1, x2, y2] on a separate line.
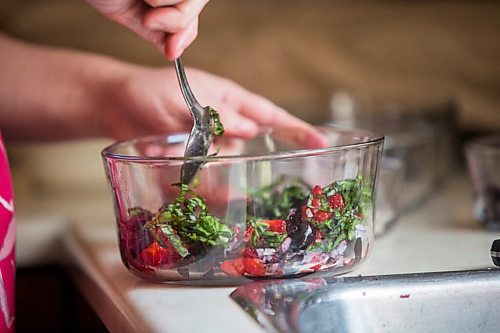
[220, 260, 241, 277]
[243, 258, 266, 277]
[314, 229, 324, 241]
[263, 219, 286, 233]
[314, 211, 332, 222]
[312, 185, 323, 196]
[329, 193, 344, 209]
[310, 263, 322, 271]
[220, 258, 250, 276]
[232, 258, 246, 275]
[311, 198, 321, 209]
[244, 226, 254, 242]
[141, 241, 170, 267]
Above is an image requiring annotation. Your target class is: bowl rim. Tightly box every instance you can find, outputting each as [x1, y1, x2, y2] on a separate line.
[101, 125, 384, 163]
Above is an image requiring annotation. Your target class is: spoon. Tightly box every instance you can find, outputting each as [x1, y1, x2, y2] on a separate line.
[174, 57, 213, 185]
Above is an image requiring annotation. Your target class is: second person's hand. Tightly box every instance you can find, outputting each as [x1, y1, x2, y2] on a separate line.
[100, 66, 328, 148]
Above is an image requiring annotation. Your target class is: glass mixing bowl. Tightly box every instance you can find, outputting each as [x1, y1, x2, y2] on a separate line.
[102, 126, 383, 284]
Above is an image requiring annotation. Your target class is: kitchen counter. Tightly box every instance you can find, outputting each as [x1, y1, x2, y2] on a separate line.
[60, 174, 499, 333]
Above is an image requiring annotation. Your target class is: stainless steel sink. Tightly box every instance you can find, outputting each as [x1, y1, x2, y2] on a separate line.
[231, 269, 500, 333]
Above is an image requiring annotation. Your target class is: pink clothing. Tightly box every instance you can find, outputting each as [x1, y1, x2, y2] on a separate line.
[0, 132, 15, 332]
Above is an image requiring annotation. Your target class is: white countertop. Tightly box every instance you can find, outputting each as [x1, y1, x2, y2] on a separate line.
[59, 174, 499, 333]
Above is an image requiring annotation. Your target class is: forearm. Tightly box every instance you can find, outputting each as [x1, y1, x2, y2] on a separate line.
[0, 33, 134, 141]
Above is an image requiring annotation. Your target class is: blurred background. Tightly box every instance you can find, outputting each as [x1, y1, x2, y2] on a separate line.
[0, 0, 499, 331]
[2, 0, 499, 200]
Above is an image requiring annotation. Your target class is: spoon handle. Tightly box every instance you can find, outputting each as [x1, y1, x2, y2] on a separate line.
[174, 58, 202, 111]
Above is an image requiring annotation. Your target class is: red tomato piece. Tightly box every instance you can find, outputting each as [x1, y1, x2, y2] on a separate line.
[329, 193, 345, 209]
[243, 258, 266, 277]
[232, 258, 246, 275]
[314, 211, 332, 222]
[220, 260, 240, 277]
[141, 241, 169, 267]
[263, 219, 286, 233]
[312, 185, 323, 196]
[311, 198, 321, 209]
[220, 258, 247, 276]
[314, 229, 324, 241]
[244, 226, 255, 242]
[311, 263, 322, 271]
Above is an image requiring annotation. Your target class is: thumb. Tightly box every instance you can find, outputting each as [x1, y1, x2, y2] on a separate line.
[164, 19, 199, 60]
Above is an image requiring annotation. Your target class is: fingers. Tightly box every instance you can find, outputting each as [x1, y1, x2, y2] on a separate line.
[164, 18, 198, 60]
[231, 89, 330, 149]
[143, 0, 209, 33]
[87, 0, 206, 58]
[143, 0, 208, 58]
[191, 73, 329, 147]
[216, 107, 259, 139]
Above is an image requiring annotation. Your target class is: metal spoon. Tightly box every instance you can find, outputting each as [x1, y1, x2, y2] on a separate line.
[174, 57, 213, 185]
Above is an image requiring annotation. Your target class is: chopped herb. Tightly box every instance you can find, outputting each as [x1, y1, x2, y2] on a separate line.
[247, 218, 287, 248]
[305, 176, 370, 253]
[158, 224, 190, 258]
[209, 107, 224, 136]
[144, 184, 233, 252]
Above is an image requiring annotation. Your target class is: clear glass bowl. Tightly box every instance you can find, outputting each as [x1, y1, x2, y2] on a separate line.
[329, 116, 435, 212]
[102, 126, 384, 284]
[329, 95, 456, 211]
